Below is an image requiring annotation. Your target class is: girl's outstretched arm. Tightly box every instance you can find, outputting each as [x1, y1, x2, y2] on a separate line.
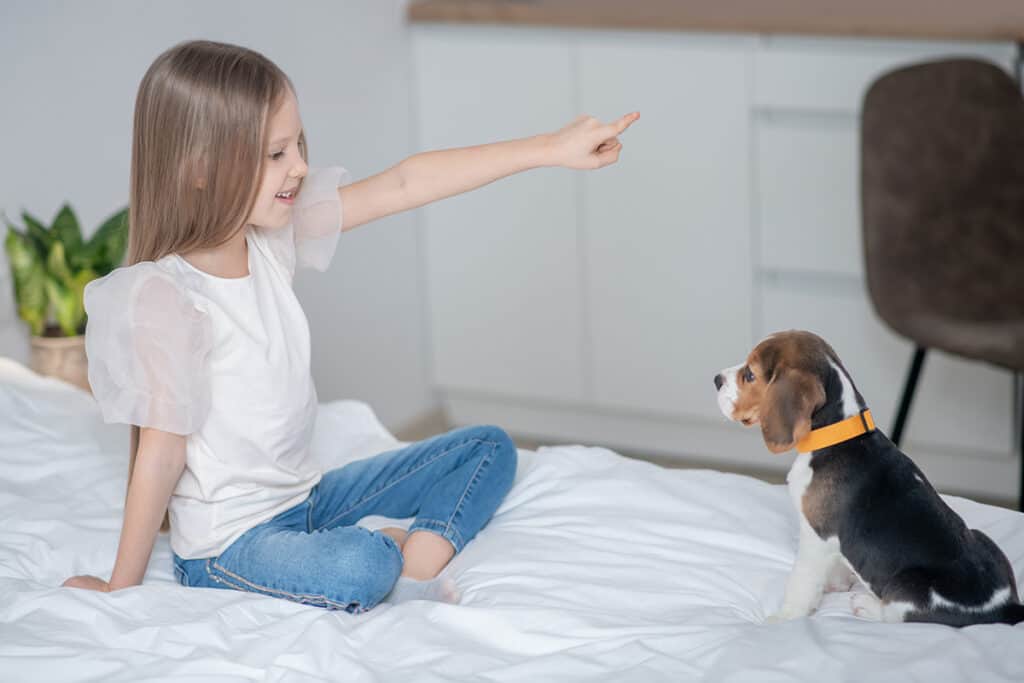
[63, 428, 186, 592]
[339, 112, 639, 231]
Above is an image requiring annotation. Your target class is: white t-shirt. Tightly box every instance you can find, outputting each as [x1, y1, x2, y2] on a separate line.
[84, 167, 350, 559]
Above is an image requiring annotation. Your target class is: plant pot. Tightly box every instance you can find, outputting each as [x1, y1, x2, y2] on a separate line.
[29, 334, 91, 393]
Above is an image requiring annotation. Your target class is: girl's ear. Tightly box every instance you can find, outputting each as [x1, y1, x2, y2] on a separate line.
[760, 369, 825, 453]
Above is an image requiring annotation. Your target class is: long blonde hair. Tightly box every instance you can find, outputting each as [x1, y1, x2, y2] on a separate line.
[126, 40, 299, 531]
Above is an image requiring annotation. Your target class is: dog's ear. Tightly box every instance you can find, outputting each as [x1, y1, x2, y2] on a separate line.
[760, 368, 824, 453]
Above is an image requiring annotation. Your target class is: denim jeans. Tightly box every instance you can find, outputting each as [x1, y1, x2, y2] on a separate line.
[173, 425, 517, 612]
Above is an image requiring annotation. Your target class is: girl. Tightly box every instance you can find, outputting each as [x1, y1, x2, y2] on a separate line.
[63, 39, 638, 612]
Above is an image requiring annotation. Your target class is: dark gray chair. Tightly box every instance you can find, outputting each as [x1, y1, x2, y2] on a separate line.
[861, 58, 1024, 509]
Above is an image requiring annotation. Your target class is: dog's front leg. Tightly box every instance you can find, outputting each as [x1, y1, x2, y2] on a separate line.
[768, 521, 838, 622]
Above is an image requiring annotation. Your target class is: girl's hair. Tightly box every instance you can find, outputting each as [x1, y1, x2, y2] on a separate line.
[126, 40, 304, 531]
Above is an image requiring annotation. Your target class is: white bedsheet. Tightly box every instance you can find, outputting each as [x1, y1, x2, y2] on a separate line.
[2, 357, 1023, 682]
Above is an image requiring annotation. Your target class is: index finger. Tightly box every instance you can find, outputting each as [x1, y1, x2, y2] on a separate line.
[609, 111, 640, 136]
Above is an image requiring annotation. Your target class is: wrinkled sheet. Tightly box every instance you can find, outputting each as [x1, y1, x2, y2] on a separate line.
[1, 358, 1022, 682]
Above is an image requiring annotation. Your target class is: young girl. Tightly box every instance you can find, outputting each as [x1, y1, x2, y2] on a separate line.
[63, 39, 638, 612]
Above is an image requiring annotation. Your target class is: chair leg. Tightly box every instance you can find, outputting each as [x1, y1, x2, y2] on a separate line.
[1017, 372, 1023, 512]
[891, 346, 928, 447]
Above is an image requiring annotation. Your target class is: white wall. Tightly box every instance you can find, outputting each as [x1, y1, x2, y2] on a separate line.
[0, 0, 437, 430]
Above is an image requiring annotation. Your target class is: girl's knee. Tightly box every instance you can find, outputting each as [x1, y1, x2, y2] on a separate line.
[334, 529, 404, 609]
[448, 424, 517, 498]
[477, 425, 517, 493]
[471, 424, 513, 451]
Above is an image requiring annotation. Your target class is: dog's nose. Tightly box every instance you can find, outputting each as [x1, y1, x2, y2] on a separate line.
[714, 374, 724, 390]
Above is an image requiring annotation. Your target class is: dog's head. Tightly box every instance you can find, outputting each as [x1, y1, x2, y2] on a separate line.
[714, 330, 863, 453]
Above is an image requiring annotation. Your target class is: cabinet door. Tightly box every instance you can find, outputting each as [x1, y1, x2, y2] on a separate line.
[757, 114, 863, 277]
[579, 35, 754, 419]
[413, 28, 584, 402]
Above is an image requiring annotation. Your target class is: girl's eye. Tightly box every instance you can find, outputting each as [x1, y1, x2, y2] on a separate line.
[270, 151, 285, 161]
[743, 368, 755, 383]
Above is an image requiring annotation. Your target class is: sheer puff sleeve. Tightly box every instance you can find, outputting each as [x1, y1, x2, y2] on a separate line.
[257, 166, 351, 276]
[83, 263, 213, 435]
[294, 166, 350, 272]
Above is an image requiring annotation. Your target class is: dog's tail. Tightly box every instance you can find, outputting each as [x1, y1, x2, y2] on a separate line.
[1000, 602, 1024, 625]
[916, 600, 1024, 627]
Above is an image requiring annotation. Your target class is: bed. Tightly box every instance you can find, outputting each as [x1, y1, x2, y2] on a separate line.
[2, 357, 1023, 682]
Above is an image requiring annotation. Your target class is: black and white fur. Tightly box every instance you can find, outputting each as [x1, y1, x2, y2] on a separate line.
[716, 332, 1024, 627]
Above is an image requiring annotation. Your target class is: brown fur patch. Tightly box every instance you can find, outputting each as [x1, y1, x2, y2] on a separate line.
[760, 370, 825, 452]
[801, 465, 839, 533]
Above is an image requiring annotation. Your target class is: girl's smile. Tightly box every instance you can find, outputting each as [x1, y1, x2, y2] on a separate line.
[275, 187, 298, 205]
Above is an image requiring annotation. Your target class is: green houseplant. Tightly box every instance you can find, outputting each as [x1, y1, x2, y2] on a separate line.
[4, 204, 128, 391]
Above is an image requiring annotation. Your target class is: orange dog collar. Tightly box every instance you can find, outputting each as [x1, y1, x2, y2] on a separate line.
[795, 409, 876, 454]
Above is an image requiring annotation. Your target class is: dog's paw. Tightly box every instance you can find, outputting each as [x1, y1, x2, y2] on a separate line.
[850, 592, 882, 620]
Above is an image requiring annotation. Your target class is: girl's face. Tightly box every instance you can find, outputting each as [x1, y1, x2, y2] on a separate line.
[249, 88, 309, 230]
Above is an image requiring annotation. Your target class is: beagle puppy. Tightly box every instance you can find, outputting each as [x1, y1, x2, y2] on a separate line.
[714, 330, 1023, 627]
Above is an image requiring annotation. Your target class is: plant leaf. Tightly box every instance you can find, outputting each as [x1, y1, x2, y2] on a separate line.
[51, 204, 84, 256]
[43, 277, 78, 337]
[21, 210, 52, 258]
[46, 241, 74, 286]
[18, 304, 46, 336]
[82, 207, 129, 273]
[4, 228, 48, 335]
[69, 268, 95, 334]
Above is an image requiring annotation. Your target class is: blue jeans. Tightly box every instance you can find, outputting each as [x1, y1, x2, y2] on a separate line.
[173, 425, 517, 612]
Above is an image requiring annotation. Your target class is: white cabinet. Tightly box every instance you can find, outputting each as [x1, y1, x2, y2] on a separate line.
[756, 115, 863, 277]
[412, 25, 1019, 500]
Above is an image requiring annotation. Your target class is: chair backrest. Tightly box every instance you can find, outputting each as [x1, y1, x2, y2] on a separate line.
[861, 58, 1024, 370]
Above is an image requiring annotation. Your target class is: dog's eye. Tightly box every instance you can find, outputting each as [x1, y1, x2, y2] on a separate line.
[743, 368, 755, 383]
